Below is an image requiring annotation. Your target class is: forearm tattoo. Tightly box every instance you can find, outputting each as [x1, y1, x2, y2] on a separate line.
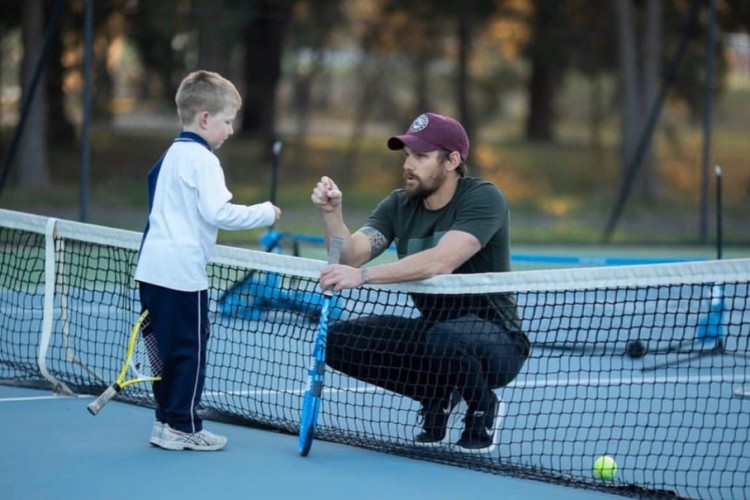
[359, 227, 389, 260]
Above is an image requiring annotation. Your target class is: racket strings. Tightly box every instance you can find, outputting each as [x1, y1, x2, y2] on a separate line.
[131, 315, 163, 377]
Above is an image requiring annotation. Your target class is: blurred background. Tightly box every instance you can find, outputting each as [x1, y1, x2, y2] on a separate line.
[0, 0, 748, 251]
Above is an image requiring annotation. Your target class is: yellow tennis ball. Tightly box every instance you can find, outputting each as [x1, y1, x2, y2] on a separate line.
[593, 455, 618, 480]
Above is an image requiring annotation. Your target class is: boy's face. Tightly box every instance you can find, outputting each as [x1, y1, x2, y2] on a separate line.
[200, 107, 237, 149]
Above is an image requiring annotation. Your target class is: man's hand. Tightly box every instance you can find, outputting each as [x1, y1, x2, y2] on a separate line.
[320, 263, 363, 291]
[311, 176, 342, 213]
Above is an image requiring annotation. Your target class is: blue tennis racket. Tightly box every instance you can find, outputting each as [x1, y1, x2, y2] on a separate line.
[298, 236, 343, 456]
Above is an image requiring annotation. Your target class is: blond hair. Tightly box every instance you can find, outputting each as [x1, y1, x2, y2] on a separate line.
[175, 70, 242, 126]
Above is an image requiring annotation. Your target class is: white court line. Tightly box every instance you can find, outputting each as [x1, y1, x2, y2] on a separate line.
[203, 385, 386, 398]
[510, 373, 749, 389]
[8, 375, 744, 402]
[0, 394, 92, 403]
[204, 373, 749, 399]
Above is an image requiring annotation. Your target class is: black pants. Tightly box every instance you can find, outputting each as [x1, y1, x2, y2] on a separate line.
[326, 313, 528, 412]
[139, 282, 209, 433]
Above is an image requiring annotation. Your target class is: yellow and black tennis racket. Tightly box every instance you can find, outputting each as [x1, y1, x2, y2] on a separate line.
[87, 310, 162, 415]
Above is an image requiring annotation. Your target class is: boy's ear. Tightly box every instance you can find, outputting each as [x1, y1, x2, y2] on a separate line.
[198, 110, 210, 129]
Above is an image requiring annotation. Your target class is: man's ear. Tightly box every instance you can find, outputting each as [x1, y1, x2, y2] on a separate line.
[446, 151, 462, 171]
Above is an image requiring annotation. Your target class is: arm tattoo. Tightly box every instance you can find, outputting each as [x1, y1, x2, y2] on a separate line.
[359, 227, 389, 260]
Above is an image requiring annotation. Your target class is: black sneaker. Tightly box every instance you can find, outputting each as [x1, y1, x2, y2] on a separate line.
[414, 390, 462, 444]
[456, 392, 500, 450]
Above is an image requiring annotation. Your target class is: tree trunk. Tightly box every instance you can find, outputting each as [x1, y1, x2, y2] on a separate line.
[241, 1, 291, 149]
[0, 29, 4, 132]
[456, 7, 474, 156]
[94, 44, 113, 124]
[45, 0, 76, 147]
[524, 0, 561, 143]
[589, 73, 605, 173]
[640, 0, 664, 201]
[614, 0, 641, 181]
[342, 16, 385, 188]
[525, 59, 555, 141]
[18, 0, 50, 189]
[194, 0, 231, 76]
[413, 54, 430, 116]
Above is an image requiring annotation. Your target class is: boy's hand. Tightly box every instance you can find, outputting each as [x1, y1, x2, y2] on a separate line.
[272, 205, 281, 221]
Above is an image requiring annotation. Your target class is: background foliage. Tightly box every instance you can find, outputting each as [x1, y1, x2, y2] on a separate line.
[0, 0, 748, 248]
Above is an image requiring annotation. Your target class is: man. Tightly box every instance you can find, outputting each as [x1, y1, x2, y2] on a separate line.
[311, 112, 529, 450]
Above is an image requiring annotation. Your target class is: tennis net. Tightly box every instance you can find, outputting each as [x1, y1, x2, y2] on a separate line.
[2, 207, 748, 499]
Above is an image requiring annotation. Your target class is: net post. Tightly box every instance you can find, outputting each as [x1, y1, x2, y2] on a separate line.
[38, 217, 74, 395]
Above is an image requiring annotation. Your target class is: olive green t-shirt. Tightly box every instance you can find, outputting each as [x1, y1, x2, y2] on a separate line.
[364, 177, 523, 336]
[366, 177, 511, 273]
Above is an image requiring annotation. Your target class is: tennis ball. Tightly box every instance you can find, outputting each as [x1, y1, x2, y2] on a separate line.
[593, 455, 618, 480]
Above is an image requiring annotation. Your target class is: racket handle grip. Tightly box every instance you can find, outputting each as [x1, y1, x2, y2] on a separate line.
[87, 385, 119, 416]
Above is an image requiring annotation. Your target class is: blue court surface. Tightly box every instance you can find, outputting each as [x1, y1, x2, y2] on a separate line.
[0, 385, 622, 500]
[3, 211, 748, 499]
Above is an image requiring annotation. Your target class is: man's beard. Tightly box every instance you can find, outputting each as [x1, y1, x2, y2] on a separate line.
[404, 169, 446, 201]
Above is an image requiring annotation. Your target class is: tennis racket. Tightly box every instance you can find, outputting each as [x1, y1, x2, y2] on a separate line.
[298, 236, 343, 456]
[87, 310, 162, 415]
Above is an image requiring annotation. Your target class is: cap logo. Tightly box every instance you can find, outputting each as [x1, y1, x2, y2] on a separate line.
[409, 114, 429, 133]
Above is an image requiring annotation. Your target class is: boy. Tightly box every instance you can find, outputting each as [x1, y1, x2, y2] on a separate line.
[135, 70, 281, 451]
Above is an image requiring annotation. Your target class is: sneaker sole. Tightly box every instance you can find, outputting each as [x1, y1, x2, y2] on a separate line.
[150, 434, 227, 451]
[151, 439, 226, 451]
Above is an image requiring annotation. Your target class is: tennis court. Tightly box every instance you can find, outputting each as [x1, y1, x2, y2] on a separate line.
[2, 208, 749, 499]
[1, 385, 628, 500]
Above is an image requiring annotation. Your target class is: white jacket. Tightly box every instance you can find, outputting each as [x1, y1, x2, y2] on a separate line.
[135, 134, 275, 291]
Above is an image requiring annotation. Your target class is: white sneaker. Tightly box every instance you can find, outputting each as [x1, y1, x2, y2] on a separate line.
[151, 424, 227, 451]
[149, 421, 165, 446]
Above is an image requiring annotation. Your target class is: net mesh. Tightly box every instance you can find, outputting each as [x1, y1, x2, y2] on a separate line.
[2, 208, 749, 500]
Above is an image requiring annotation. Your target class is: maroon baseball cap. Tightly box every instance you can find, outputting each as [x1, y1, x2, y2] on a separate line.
[387, 112, 470, 161]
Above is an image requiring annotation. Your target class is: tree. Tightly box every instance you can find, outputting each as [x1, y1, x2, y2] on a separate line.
[193, 0, 236, 77]
[640, 0, 664, 201]
[524, 0, 568, 142]
[612, 0, 664, 201]
[283, 0, 344, 167]
[44, 0, 76, 147]
[126, 1, 187, 102]
[614, 0, 642, 181]
[240, 0, 293, 149]
[380, 0, 499, 168]
[0, 1, 22, 138]
[17, 0, 50, 189]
